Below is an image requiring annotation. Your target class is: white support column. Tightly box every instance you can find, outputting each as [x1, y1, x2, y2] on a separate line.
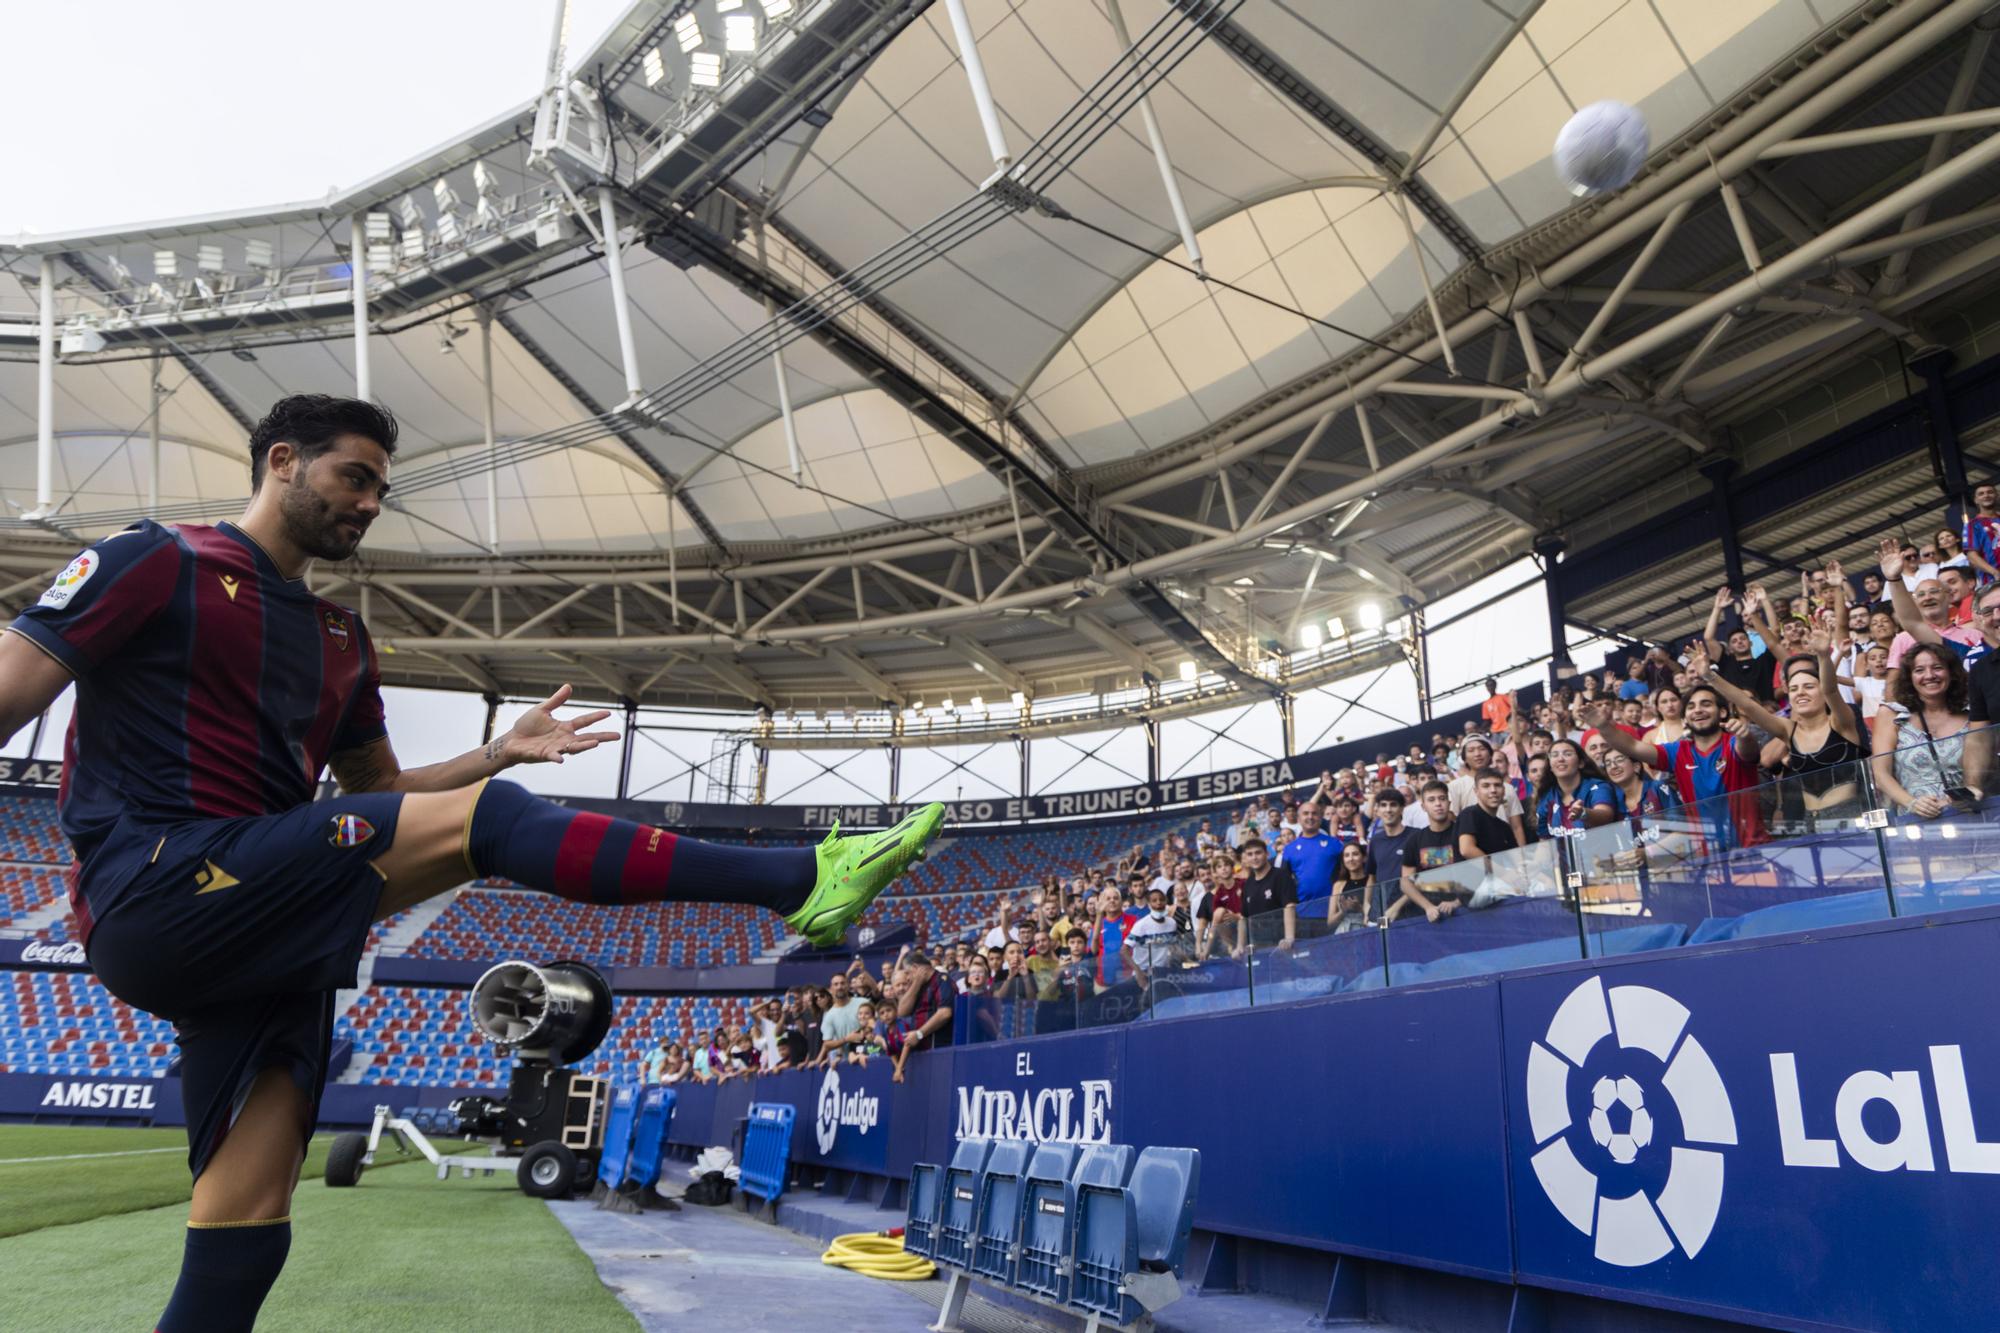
[1354, 394, 1382, 472]
[349, 215, 371, 401]
[1107, 0, 1203, 274]
[479, 304, 499, 549]
[147, 353, 162, 516]
[755, 222, 802, 478]
[35, 257, 54, 513]
[943, 0, 1012, 178]
[598, 187, 645, 404]
[1392, 189, 1458, 377]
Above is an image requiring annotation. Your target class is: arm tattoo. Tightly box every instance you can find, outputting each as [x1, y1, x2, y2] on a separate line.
[485, 736, 504, 763]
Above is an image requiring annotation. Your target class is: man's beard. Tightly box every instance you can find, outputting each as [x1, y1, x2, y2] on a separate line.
[1688, 718, 1721, 738]
[280, 476, 363, 561]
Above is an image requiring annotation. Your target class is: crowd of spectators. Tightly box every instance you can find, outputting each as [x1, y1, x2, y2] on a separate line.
[637, 502, 2000, 1075]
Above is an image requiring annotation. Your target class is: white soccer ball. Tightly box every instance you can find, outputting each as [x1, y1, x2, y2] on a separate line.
[1554, 100, 1650, 197]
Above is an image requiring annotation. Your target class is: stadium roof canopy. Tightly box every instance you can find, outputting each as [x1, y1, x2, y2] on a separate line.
[5, 0, 2000, 726]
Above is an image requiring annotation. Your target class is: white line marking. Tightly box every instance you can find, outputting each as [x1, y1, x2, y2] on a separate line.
[0, 1146, 182, 1165]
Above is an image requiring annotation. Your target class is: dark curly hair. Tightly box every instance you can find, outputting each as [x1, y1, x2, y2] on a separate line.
[248, 394, 398, 488]
[1888, 641, 1969, 714]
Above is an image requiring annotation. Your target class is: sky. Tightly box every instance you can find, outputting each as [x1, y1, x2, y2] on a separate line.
[2, 0, 629, 236]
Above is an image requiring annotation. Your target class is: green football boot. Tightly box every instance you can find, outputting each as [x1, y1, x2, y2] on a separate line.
[786, 802, 947, 947]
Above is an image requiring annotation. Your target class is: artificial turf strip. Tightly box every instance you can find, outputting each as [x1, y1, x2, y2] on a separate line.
[0, 1132, 639, 1332]
[0, 1126, 336, 1238]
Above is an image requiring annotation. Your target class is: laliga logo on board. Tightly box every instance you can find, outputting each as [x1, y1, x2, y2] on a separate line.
[1526, 976, 1737, 1268]
[814, 1067, 880, 1154]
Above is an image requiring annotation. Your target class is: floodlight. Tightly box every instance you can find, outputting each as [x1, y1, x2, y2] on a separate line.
[1299, 623, 1323, 650]
[761, 0, 793, 15]
[1010, 691, 1025, 707]
[1358, 601, 1383, 631]
[399, 231, 425, 263]
[153, 250, 178, 279]
[1179, 660, 1196, 682]
[107, 255, 134, 287]
[196, 244, 224, 274]
[395, 194, 423, 231]
[689, 51, 722, 86]
[472, 161, 499, 198]
[432, 177, 462, 213]
[642, 45, 666, 87]
[716, 0, 744, 9]
[969, 695, 984, 711]
[1326, 616, 1345, 639]
[941, 697, 955, 711]
[673, 13, 702, 50]
[365, 212, 394, 242]
[436, 212, 462, 245]
[244, 239, 273, 270]
[725, 14, 756, 50]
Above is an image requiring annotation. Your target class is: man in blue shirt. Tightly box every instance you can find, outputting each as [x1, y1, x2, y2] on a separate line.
[1616, 656, 1651, 701]
[1277, 800, 1341, 920]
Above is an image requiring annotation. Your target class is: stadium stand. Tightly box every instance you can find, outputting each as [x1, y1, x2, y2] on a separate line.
[0, 970, 177, 1078]
[0, 797, 63, 864]
[0, 864, 63, 929]
[336, 986, 754, 1089]
[405, 893, 788, 969]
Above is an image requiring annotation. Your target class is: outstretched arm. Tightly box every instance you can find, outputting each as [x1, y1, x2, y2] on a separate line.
[1580, 700, 1665, 770]
[330, 683, 619, 794]
[1703, 587, 1731, 661]
[0, 631, 74, 751]
[1876, 539, 1937, 644]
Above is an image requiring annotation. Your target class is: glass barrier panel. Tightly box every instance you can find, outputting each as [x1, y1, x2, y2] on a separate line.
[1230, 895, 1390, 1008]
[1380, 837, 1578, 987]
[1877, 720, 2000, 915]
[1571, 756, 1890, 957]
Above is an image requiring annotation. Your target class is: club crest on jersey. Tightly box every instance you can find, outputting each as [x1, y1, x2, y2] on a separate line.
[323, 609, 351, 651]
[328, 813, 376, 848]
[39, 550, 99, 610]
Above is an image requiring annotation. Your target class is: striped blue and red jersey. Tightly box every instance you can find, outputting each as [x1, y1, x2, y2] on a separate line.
[6, 520, 386, 936]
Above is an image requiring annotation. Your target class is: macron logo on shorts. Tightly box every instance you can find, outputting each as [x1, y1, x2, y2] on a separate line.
[193, 861, 240, 895]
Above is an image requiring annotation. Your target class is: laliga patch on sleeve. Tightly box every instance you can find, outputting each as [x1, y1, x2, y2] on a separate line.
[39, 550, 99, 610]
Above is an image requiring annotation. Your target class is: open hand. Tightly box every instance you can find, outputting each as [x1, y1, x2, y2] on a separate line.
[1878, 536, 1903, 581]
[497, 683, 620, 765]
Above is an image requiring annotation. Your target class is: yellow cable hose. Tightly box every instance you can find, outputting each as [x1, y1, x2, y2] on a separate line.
[821, 1231, 937, 1280]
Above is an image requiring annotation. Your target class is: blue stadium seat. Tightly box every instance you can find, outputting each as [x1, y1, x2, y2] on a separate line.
[969, 1139, 1034, 1283]
[1074, 1143, 1134, 1188]
[934, 1137, 993, 1269]
[1013, 1144, 1084, 1303]
[1130, 1147, 1201, 1274]
[1069, 1180, 1141, 1322]
[905, 1161, 944, 1259]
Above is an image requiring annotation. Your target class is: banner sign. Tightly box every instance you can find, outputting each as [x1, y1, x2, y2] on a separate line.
[0, 758, 61, 792]
[1499, 912, 2000, 1329]
[0, 938, 87, 970]
[0, 1071, 182, 1123]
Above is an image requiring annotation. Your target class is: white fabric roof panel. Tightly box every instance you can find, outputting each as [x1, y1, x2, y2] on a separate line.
[503, 250, 867, 468]
[1020, 183, 1454, 464]
[765, 0, 1370, 394]
[683, 389, 1006, 543]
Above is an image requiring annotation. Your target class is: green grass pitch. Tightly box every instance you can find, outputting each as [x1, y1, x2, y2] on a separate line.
[0, 1122, 638, 1331]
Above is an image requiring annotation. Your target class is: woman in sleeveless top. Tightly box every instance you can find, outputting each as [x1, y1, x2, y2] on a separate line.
[1871, 641, 1976, 818]
[1642, 685, 1686, 778]
[1701, 638, 1863, 814]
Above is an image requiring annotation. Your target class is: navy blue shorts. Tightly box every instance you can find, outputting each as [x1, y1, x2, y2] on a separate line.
[82, 793, 405, 1178]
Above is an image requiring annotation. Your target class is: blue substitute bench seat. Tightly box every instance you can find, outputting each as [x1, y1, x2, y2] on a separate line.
[906, 1138, 1199, 1333]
